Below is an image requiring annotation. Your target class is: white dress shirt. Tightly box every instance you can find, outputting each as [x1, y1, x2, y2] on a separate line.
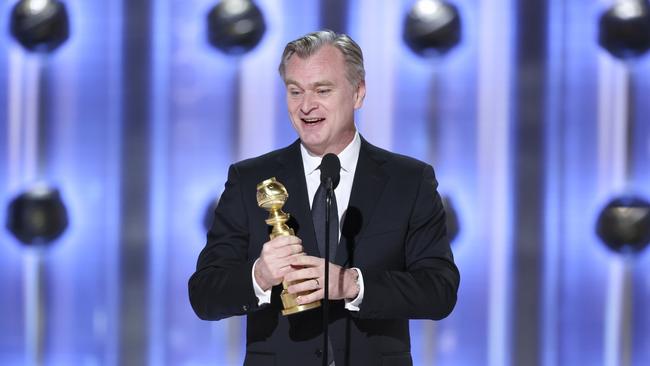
[252, 132, 365, 311]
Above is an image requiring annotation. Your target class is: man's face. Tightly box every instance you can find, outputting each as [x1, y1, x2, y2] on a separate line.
[283, 45, 365, 156]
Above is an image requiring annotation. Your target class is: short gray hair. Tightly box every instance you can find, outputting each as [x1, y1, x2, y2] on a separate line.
[278, 30, 365, 88]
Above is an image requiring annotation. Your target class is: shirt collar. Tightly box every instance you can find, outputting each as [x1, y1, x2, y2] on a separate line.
[300, 131, 361, 176]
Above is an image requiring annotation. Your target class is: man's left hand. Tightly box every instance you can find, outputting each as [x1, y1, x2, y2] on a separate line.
[284, 255, 359, 304]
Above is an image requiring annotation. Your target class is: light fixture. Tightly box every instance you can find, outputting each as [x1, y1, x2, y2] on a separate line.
[403, 0, 462, 56]
[6, 185, 69, 246]
[599, 0, 650, 59]
[10, 0, 70, 53]
[207, 0, 266, 55]
[596, 195, 650, 254]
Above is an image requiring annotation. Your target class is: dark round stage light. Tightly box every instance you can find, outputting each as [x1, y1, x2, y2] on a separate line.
[403, 0, 461, 56]
[441, 195, 459, 244]
[9, 0, 70, 53]
[203, 195, 221, 232]
[598, 0, 650, 59]
[596, 195, 650, 254]
[6, 185, 69, 246]
[207, 0, 266, 55]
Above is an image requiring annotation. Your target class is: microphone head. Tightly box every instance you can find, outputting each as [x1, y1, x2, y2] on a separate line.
[320, 153, 341, 189]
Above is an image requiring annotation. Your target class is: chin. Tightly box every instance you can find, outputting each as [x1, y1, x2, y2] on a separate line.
[301, 140, 327, 155]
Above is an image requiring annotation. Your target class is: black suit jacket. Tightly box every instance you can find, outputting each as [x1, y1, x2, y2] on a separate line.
[189, 137, 460, 366]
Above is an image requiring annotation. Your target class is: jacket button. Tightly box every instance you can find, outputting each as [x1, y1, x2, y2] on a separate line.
[242, 305, 248, 311]
[315, 349, 323, 358]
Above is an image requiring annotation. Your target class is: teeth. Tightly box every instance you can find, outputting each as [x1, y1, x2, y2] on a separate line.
[303, 118, 323, 122]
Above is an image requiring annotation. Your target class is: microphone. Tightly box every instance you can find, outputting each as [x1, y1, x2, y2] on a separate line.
[320, 153, 341, 189]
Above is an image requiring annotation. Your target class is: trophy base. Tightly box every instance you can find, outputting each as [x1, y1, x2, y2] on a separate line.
[281, 301, 321, 316]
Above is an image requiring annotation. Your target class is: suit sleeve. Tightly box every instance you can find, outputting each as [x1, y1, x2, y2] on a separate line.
[188, 164, 261, 321]
[355, 165, 460, 320]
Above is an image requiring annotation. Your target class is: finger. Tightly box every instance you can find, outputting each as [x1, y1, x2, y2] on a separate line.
[266, 235, 302, 248]
[297, 289, 324, 305]
[268, 253, 305, 269]
[260, 256, 297, 277]
[279, 243, 304, 256]
[283, 266, 320, 283]
[271, 244, 305, 261]
[261, 243, 303, 262]
[290, 255, 325, 267]
[287, 277, 320, 294]
[275, 265, 295, 280]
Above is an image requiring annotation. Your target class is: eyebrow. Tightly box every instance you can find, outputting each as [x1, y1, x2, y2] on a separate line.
[285, 79, 335, 88]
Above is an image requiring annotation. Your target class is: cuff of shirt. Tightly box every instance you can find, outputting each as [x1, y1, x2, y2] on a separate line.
[252, 259, 272, 306]
[344, 267, 364, 311]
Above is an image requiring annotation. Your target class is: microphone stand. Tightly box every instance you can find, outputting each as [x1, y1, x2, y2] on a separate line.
[323, 177, 333, 366]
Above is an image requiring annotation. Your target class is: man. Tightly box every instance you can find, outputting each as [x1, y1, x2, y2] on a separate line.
[189, 30, 459, 366]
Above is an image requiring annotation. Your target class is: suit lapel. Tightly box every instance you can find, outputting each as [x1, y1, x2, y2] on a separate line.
[275, 141, 321, 257]
[336, 138, 388, 267]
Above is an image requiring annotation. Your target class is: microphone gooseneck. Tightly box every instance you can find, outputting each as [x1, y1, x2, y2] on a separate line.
[319, 153, 340, 366]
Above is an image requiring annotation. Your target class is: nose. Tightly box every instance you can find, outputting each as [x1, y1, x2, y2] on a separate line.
[300, 92, 317, 114]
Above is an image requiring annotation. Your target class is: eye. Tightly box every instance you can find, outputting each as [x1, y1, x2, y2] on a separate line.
[288, 88, 302, 97]
[317, 88, 331, 95]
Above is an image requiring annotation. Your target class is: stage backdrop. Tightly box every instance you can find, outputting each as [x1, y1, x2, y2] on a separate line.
[0, 0, 649, 365]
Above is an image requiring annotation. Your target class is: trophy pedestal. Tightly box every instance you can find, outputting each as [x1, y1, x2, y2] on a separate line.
[280, 284, 321, 315]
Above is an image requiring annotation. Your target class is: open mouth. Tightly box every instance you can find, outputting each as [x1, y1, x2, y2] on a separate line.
[301, 117, 325, 125]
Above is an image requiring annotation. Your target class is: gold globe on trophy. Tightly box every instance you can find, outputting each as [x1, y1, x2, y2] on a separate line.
[256, 177, 321, 315]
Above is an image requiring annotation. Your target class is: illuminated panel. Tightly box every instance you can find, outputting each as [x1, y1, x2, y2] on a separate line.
[1, 0, 123, 364]
[0, 0, 124, 364]
[541, 0, 647, 365]
[476, 0, 515, 364]
[150, 0, 239, 363]
[148, 0, 313, 364]
[42, 0, 123, 364]
[149, 0, 170, 364]
[0, 6, 28, 359]
[349, 0, 510, 365]
[542, 0, 564, 363]
[351, 0, 400, 151]
[273, 0, 321, 148]
[631, 57, 650, 366]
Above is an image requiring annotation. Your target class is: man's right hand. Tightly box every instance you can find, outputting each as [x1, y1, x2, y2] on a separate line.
[254, 235, 304, 291]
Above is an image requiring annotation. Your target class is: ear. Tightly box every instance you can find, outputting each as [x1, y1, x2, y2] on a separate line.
[353, 80, 366, 109]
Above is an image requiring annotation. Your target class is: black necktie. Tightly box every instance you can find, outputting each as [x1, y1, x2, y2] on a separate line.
[312, 182, 339, 259]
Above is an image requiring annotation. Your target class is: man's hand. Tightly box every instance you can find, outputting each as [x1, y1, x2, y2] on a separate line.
[284, 255, 360, 305]
[254, 235, 304, 291]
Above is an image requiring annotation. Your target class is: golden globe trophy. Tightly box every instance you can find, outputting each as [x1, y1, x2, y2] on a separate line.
[256, 177, 321, 315]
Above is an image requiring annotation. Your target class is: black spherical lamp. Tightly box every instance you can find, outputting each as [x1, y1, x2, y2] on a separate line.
[207, 0, 266, 55]
[6, 185, 69, 246]
[596, 195, 650, 254]
[403, 0, 462, 56]
[598, 0, 650, 59]
[10, 0, 70, 53]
